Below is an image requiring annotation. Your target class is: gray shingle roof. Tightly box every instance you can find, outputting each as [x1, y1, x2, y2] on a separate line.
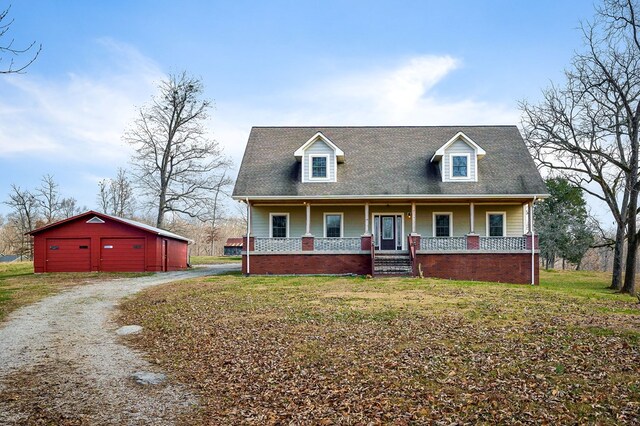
[232, 126, 547, 199]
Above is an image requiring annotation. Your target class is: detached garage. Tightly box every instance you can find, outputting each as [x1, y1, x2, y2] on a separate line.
[29, 211, 191, 273]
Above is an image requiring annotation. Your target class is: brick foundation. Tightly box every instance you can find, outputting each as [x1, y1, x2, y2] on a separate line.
[243, 253, 371, 275]
[242, 251, 539, 284]
[415, 253, 539, 284]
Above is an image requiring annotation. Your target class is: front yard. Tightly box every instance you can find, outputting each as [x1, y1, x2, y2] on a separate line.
[118, 270, 640, 424]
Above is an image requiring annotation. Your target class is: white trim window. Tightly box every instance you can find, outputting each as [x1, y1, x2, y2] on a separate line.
[486, 212, 506, 237]
[450, 153, 470, 179]
[323, 213, 343, 238]
[269, 213, 290, 238]
[309, 154, 330, 180]
[433, 212, 453, 237]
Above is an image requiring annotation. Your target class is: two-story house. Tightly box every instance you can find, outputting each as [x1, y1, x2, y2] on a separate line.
[232, 126, 547, 284]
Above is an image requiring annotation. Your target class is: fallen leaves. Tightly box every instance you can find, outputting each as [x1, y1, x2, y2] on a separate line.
[118, 275, 640, 425]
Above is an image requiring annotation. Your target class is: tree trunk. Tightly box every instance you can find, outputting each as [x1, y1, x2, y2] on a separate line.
[622, 188, 638, 294]
[156, 184, 166, 228]
[610, 223, 626, 290]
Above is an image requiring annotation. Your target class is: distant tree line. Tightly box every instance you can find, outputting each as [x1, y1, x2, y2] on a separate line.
[1, 174, 85, 257]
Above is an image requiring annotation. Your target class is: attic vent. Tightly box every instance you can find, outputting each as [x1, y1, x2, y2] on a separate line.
[86, 216, 105, 224]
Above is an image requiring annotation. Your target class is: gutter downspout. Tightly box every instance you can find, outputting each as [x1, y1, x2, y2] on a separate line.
[531, 196, 537, 285]
[246, 198, 251, 276]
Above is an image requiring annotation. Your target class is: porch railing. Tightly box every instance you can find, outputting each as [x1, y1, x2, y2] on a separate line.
[314, 237, 361, 251]
[480, 236, 526, 251]
[252, 236, 529, 252]
[254, 237, 301, 252]
[421, 237, 467, 251]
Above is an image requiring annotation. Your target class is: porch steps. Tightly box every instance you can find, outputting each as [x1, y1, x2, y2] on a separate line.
[373, 253, 412, 276]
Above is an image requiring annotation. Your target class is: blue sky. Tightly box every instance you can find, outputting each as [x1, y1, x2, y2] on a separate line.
[0, 0, 596, 217]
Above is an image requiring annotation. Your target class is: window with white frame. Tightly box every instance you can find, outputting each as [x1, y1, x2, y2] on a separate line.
[324, 213, 343, 238]
[270, 213, 289, 238]
[487, 212, 506, 237]
[451, 154, 469, 178]
[309, 155, 328, 179]
[433, 213, 452, 237]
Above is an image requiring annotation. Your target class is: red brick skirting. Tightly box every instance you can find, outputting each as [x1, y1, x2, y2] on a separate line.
[415, 253, 539, 284]
[243, 254, 371, 275]
[243, 252, 539, 284]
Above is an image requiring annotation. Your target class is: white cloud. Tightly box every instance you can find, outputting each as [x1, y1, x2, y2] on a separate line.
[0, 38, 164, 162]
[212, 55, 519, 179]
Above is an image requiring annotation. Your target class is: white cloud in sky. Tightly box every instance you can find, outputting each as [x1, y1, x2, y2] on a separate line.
[214, 54, 519, 176]
[0, 38, 164, 163]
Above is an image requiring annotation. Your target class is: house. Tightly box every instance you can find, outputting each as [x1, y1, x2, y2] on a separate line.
[28, 211, 191, 273]
[223, 238, 244, 256]
[232, 126, 547, 284]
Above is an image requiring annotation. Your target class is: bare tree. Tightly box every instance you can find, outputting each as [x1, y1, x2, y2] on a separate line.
[97, 168, 135, 217]
[124, 72, 231, 228]
[59, 197, 83, 218]
[35, 174, 61, 224]
[203, 170, 233, 255]
[0, 5, 41, 74]
[4, 184, 39, 257]
[521, 0, 640, 294]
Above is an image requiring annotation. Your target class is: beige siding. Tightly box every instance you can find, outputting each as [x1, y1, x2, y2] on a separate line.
[442, 139, 477, 182]
[414, 205, 470, 236]
[251, 206, 306, 237]
[474, 204, 525, 236]
[250, 203, 525, 238]
[302, 139, 336, 182]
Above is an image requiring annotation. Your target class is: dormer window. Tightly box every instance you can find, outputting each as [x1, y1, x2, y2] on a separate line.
[310, 155, 328, 179]
[294, 132, 344, 183]
[451, 154, 469, 178]
[431, 131, 485, 183]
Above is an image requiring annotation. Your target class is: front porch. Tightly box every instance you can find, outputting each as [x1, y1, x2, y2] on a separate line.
[241, 199, 539, 283]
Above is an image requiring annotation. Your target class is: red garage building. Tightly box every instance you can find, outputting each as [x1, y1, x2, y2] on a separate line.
[29, 211, 191, 273]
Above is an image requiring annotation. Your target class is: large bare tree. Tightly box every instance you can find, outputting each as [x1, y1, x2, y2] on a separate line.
[0, 5, 41, 74]
[124, 72, 231, 228]
[521, 0, 640, 294]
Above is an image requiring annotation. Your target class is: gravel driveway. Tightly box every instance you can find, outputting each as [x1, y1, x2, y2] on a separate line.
[0, 264, 239, 425]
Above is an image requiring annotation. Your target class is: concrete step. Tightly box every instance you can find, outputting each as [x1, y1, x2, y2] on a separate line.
[373, 253, 412, 276]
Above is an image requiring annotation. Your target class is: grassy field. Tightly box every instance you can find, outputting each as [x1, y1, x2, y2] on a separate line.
[118, 270, 640, 425]
[189, 256, 242, 265]
[0, 262, 149, 322]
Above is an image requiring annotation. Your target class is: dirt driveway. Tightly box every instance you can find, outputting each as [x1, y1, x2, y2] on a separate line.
[0, 264, 239, 425]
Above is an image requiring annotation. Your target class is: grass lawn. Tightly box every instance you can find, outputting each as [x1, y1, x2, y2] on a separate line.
[0, 262, 149, 322]
[118, 270, 640, 425]
[189, 256, 242, 265]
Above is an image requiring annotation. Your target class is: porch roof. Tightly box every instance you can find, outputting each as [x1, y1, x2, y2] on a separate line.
[233, 126, 548, 200]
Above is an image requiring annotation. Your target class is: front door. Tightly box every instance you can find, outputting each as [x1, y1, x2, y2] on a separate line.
[380, 215, 396, 250]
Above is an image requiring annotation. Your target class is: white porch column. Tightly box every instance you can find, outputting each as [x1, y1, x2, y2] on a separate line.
[364, 202, 370, 235]
[411, 202, 417, 234]
[246, 199, 251, 275]
[469, 202, 475, 234]
[305, 202, 311, 236]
